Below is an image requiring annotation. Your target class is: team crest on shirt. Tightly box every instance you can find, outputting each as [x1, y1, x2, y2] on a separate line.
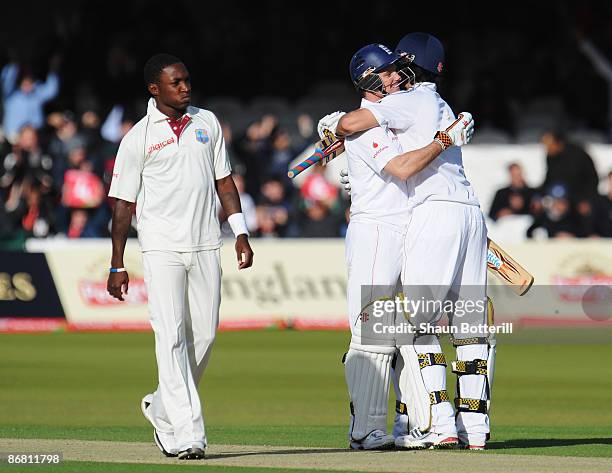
[195, 129, 209, 144]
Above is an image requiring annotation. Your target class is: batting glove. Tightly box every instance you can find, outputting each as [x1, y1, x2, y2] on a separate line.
[317, 111, 346, 139]
[433, 112, 474, 150]
[339, 168, 351, 194]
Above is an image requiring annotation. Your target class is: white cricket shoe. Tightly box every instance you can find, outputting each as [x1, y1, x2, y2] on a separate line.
[350, 430, 395, 450]
[395, 428, 458, 450]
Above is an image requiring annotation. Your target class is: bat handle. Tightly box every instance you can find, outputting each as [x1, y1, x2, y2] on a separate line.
[287, 149, 324, 179]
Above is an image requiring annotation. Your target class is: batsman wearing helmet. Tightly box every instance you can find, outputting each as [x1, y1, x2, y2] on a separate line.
[336, 43, 474, 450]
[320, 33, 492, 450]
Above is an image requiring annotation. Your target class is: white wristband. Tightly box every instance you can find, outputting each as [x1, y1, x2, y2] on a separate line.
[227, 212, 249, 237]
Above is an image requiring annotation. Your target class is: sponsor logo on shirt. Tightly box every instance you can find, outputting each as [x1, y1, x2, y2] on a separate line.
[371, 144, 389, 159]
[147, 137, 175, 154]
[195, 129, 209, 144]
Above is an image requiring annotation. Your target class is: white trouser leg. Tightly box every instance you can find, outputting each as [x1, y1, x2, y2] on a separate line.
[143, 250, 217, 451]
[345, 222, 404, 345]
[183, 249, 221, 446]
[450, 209, 489, 446]
[400, 202, 488, 438]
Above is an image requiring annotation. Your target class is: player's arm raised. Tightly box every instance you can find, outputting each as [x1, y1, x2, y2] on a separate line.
[335, 109, 378, 137]
[320, 99, 414, 139]
[383, 112, 474, 180]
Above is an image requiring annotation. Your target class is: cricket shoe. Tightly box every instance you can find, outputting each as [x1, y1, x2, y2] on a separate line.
[395, 428, 452, 450]
[350, 430, 395, 450]
[428, 433, 459, 450]
[178, 447, 205, 460]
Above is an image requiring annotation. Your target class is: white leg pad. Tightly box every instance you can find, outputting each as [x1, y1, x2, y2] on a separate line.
[454, 344, 490, 446]
[345, 343, 394, 441]
[398, 342, 456, 435]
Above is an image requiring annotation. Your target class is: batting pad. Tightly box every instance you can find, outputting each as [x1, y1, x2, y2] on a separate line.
[398, 342, 452, 433]
[344, 343, 395, 441]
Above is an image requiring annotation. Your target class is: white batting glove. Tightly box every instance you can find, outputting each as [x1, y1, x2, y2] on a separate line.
[317, 111, 346, 139]
[433, 112, 474, 149]
[339, 168, 351, 194]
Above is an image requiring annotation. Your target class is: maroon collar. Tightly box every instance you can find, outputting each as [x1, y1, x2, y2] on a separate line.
[167, 115, 191, 140]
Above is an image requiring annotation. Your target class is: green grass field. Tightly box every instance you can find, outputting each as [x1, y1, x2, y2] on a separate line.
[0, 329, 611, 472]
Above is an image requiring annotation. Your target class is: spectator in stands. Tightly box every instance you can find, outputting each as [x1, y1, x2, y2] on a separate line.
[59, 144, 105, 237]
[255, 176, 293, 237]
[267, 126, 298, 179]
[489, 163, 536, 221]
[236, 114, 278, 198]
[1, 55, 61, 143]
[297, 199, 343, 238]
[297, 166, 342, 237]
[539, 130, 599, 204]
[47, 112, 88, 190]
[526, 184, 577, 239]
[1, 126, 54, 191]
[581, 171, 612, 238]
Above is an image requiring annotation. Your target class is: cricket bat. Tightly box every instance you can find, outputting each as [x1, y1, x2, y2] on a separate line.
[486, 238, 534, 296]
[287, 130, 345, 179]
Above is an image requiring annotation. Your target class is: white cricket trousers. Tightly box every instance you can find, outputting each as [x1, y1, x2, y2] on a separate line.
[142, 249, 221, 451]
[402, 201, 489, 444]
[345, 221, 406, 345]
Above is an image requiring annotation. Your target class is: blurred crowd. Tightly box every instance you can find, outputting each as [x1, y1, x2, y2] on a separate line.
[1, 41, 612, 247]
[0, 59, 352, 249]
[489, 131, 612, 238]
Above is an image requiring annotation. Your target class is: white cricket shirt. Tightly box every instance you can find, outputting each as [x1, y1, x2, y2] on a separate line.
[364, 83, 480, 207]
[109, 98, 232, 252]
[345, 99, 412, 230]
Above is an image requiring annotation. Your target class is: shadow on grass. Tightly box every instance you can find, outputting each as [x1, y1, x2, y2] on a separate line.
[487, 438, 612, 449]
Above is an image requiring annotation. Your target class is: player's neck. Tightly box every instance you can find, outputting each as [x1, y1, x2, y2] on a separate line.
[363, 91, 383, 103]
[156, 101, 187, 120]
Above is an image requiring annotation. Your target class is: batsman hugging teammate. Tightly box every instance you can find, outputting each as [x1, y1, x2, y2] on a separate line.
[319, 42, 476, 450]
[320, 33, 494, 451]
[106, 53, 253, 460]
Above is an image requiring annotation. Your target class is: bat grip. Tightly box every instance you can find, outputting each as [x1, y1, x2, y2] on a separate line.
[287, 149, 324, 179]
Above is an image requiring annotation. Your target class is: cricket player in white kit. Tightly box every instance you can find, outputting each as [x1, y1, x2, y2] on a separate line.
[322, 33, 492, 450]
[337, 44, 474, 450]
[107, 54, 253, 460]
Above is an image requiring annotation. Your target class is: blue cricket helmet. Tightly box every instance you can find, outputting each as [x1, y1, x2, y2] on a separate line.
[349, 43, 400, 94]
[395, 32, 445, 75]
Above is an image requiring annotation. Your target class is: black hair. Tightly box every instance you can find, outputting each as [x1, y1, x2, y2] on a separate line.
[411, 64, 441, 87]
[548, 128, 567, 143]
[143, 53, 183, 86]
